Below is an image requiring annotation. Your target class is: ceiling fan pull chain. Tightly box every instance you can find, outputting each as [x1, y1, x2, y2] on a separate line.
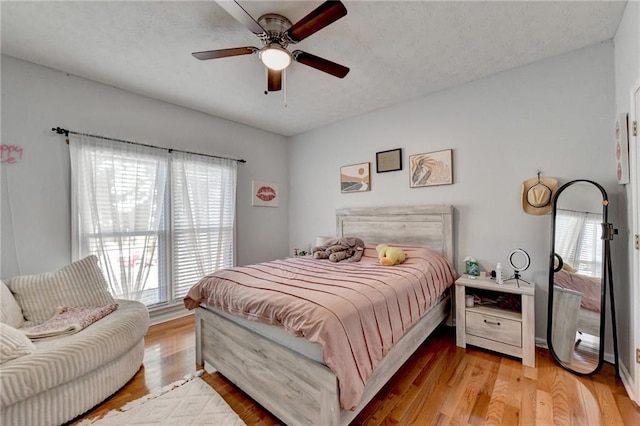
[284, 68, 288, 108]
[264, 67, 268, 95]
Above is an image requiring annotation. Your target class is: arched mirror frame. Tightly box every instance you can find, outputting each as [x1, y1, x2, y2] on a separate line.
[546, 179, 619, 376]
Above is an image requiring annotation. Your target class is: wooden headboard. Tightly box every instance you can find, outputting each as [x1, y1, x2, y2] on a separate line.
[335, 205, 454, 262]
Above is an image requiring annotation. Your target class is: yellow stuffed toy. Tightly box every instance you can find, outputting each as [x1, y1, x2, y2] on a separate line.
[375, 244, 407, 266]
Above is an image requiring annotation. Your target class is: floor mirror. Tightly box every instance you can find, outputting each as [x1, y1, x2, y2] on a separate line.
[546, 179, 619, 376]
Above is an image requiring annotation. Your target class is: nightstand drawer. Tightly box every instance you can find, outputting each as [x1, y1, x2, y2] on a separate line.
[466, 311, 521, 347]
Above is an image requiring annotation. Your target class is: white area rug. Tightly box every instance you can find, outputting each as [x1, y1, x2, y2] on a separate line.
[80, 372, 245, 425]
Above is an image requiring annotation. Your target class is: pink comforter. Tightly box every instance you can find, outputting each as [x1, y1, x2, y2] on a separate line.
[184, 245, 456, 410]
[554, 269, 601, 312]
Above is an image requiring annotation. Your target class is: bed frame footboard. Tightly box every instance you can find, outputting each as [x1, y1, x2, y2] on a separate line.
[196, 306, 341, 425]
[195, 294, 450, 426]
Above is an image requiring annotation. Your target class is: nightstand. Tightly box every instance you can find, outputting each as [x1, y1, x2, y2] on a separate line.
[455, 275, 535, 367]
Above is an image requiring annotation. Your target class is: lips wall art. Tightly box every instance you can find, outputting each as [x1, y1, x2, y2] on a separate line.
[252, 181, 279, 207]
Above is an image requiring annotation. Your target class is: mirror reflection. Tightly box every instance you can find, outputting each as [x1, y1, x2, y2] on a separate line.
[550, 181, 603, 374]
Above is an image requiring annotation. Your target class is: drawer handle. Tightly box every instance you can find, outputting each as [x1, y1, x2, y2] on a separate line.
[484, 319, 501, 326]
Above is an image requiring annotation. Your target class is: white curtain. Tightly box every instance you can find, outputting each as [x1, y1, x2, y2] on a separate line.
[70, 135, 168, 301]
[171, 152, 236, 300]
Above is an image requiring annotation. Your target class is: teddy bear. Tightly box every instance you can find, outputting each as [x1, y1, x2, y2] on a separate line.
[375, 244, 407, 266]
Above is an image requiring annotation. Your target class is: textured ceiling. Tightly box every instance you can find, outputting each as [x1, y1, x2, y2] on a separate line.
[0, 1, 627, 137]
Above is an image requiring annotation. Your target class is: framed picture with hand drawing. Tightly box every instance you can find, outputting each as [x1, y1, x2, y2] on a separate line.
[376, 148, 402, 173]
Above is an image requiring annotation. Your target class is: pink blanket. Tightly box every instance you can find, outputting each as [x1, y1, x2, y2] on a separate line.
[554, 269, 601, 312]
[22, 304, 119, 339]
[184, 245, 456, 410]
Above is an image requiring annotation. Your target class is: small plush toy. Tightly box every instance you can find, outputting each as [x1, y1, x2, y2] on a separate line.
[311, 237, 365, 263]
[375, 244, 407, 266]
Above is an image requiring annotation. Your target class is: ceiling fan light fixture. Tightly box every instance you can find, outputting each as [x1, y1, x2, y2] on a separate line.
[259, 46, 292, 71]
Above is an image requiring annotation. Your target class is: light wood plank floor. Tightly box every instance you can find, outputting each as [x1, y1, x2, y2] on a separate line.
[71, 314, 639, 425]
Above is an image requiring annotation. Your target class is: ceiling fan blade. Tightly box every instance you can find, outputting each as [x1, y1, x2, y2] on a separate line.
[292, 50, 349, 78]
[267, 69, 282, 92]
[284, 1, 347, 43]
[215, 0, 267, 36]
[192, 47, 257, 60]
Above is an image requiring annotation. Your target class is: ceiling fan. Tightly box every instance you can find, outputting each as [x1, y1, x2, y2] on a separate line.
[193, 0, 350, 92]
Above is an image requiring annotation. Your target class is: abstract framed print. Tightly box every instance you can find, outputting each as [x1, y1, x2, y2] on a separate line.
[340, 162, 370, 193]
[409, 149, 453, 188]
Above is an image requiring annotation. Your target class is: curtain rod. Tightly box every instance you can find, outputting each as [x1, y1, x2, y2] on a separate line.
[557, 208, 602, 215]
[51, 127, 246, 164]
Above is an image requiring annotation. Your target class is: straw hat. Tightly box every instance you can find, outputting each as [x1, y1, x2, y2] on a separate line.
[521, 174, 558, 215]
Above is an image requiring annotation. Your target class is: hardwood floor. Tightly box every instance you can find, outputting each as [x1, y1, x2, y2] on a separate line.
[564, 332, 601, 374]
[72, 315, 639, 425]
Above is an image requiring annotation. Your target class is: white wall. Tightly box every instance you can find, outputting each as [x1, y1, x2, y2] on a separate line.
[0, 55, 290, 279]
[289, 42, 619, 342]
[613, 0, 640, 400]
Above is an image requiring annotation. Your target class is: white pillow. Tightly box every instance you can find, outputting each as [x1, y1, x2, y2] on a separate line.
[8, 255, 115, 325]
[0, 323, 36, 364]
[0, 279, 24, 328]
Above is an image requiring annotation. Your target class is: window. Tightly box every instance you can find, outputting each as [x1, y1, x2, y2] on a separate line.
[555, 209, 602, 277]
[70, 135, 237, 308]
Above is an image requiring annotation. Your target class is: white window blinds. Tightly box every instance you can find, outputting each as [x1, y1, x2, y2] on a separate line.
[555, 209, 602, 277]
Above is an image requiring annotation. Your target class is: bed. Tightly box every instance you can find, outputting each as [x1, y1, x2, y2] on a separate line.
[184, 205, 456, 425]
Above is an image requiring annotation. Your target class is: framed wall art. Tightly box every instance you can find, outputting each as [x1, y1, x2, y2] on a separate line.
[376, 148, 402, 173]
[252, 181, 279, 207]
[340, 162, 370, 193]
[614, 113, 630, 185]
[409, 149, 453, 188]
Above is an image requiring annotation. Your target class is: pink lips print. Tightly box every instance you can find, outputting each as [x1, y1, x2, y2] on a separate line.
[256, 186, 276, 201]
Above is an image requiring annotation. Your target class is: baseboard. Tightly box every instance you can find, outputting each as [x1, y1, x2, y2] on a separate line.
[149, 303, 193, 326]
[619, 362, 638, 404]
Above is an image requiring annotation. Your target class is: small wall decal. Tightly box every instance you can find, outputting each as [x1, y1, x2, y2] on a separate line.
[0, 144, 24, 164]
